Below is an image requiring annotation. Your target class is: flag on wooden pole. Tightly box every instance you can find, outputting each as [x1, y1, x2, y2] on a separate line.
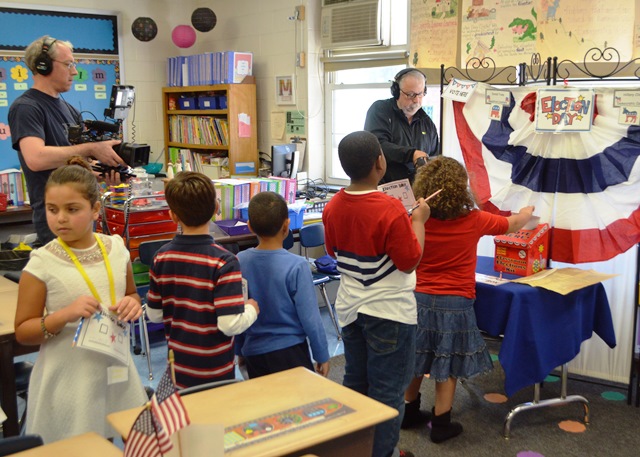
[150, 365, 191, 453]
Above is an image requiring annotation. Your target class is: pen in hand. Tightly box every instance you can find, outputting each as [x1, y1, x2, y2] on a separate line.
[408, 188, 443, 215]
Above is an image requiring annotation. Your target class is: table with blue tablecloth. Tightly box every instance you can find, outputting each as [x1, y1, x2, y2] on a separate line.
[474, 256, 617, 437]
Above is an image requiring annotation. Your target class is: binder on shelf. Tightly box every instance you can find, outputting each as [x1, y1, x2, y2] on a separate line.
[167, 51, 253, 86]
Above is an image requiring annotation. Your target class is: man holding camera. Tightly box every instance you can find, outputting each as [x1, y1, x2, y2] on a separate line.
[364, 68, 439, 184]
[9, 35, 125, 244]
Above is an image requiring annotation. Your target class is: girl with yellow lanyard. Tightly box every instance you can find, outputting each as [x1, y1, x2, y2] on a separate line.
[14, 157, 148, 444]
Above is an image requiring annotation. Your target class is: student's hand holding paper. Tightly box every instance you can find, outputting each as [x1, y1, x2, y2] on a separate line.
[63, 295, 101, 321]
[506, 205, 536, 233]
[109, 295, 142, 322]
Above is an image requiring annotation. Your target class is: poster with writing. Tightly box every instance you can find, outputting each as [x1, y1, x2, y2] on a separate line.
[537, 0, 634, 65]
[535, 87, 594, 132]
[460, 0, 537, 69]
[410, 0, 458, 68]
[442, 78, 478, 102]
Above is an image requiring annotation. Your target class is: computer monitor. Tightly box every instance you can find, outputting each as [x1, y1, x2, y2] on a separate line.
[271, 144, 298, 179]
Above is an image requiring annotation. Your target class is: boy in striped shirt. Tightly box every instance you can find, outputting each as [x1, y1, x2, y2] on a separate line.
[147, 171, 259, 388]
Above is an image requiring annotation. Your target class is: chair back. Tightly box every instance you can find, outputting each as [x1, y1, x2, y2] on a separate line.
[299, 223, 326, 260]
[299, 223, 325, 248]
[138, 239, 171, 266]
[178, 378, 240, 396]
[0, 435, 43, 456]
[283, 229, 294, 250]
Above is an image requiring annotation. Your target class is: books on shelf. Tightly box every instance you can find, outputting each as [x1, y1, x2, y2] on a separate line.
[168, 115, 229, 145]
[211, 177, 297, 222]
[167, 51, 253, 87]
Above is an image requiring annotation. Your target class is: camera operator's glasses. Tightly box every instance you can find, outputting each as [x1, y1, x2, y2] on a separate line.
[400, 88, 427, 100]
[54, 60, 77, 70]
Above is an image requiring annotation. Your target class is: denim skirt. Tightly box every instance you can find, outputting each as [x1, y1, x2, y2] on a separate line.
[414, 292, 493, 382]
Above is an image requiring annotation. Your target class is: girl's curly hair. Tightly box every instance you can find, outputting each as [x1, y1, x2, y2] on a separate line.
[412, 156, 476, 220]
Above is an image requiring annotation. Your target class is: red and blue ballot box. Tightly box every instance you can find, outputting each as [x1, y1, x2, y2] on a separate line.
[493, 223, 550, 277]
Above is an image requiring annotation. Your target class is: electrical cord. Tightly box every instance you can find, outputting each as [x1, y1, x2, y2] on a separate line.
[298, 178, 328, 199]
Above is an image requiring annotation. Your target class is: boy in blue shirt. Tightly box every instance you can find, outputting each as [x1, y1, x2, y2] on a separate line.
[236, 191, 330, 378]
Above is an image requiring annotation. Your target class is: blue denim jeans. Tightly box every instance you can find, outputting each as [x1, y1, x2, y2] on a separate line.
[342, 314, 416, 457]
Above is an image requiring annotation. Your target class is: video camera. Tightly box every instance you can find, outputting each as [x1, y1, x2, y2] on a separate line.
[68, 85, 150, 180]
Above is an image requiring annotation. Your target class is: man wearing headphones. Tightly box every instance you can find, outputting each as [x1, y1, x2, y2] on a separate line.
[364, 68, 440, 184]
[9, 36, 124, 245]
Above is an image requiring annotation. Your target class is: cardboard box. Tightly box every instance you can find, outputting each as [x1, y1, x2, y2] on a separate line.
[493, 223, 550, 276]
[217, 219, 251, 236]
[202, 164, 221, 180]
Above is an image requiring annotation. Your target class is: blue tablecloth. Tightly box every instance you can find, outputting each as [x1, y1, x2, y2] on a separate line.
[474, 256, 617, 397]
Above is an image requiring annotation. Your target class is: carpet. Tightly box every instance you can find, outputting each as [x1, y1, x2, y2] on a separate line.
[327, 347, 640, 457]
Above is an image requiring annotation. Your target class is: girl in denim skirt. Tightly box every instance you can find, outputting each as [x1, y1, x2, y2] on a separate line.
[402, 156, 534, 443]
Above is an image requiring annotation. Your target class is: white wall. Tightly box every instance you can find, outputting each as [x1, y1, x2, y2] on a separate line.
[18, 0, 325, 178]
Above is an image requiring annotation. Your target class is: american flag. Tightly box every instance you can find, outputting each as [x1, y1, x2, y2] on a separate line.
[151, 366, 191, 453]
[123, 407, 162, 457]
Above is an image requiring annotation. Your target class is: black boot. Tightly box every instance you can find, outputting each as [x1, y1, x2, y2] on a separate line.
[401, 392, 431, 429]
[430, 408, 463, 443]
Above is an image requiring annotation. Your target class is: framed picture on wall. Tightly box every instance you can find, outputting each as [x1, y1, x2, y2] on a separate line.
[275, 75, 295, 105]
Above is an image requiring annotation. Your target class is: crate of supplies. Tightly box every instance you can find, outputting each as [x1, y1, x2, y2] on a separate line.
[217, 219, 251, 236]
[494, 223, 550, 277]
[239, 205, 305, 230]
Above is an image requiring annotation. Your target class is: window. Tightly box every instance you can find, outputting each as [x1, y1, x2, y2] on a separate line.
[325, 68, 442, 185]
[323, 0, 439, 185]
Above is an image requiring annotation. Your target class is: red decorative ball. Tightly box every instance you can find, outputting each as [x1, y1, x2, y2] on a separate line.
[172, 25, 196, 48]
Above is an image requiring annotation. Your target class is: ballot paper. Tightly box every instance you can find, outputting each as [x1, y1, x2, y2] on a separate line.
[475, 272, 510, 286]
[73, 305, 130, 365]
[378, 179, 416, 211]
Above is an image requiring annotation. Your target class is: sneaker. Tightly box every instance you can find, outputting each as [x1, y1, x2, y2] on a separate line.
[399, 450, 415, 457]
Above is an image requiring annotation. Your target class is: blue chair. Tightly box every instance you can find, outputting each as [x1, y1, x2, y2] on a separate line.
[133, 239, 172, 380]
[299, 223, 341, 339]
[283, 229, 295, 250]
[14, 360, 33, 434]
[0, 434, 43, 456]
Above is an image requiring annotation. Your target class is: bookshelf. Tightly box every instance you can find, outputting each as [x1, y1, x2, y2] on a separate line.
[162, 83, 258, 176]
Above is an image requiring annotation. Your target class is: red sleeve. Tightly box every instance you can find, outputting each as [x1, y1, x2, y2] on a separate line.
[384, 201, 422, 271]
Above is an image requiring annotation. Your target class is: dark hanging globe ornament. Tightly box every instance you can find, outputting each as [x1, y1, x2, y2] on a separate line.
[131, 17, 158, 42]
[191, 7, 217, 33]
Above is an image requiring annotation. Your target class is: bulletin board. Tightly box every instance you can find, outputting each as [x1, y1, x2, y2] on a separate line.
[0, 4, 122, 170]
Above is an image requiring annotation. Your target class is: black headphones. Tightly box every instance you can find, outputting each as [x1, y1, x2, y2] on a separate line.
[35, 37, 57, 76]
[390, 68, 427, 100]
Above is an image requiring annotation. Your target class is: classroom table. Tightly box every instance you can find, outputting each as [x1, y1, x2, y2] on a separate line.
[474, 256, 617, 437]
[108, 367, 397, 457]
[0, 276, 38, 438]
[8, 432, 122, 456]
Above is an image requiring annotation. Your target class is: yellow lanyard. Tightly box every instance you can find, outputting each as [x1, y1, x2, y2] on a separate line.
[58, 234, 116, 306]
